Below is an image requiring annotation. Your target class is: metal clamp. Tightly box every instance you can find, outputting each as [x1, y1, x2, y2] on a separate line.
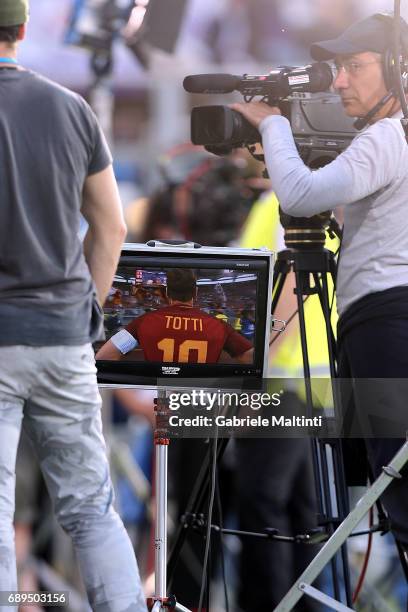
[272, 318, 286, 333]
[382, 465, 402, 479]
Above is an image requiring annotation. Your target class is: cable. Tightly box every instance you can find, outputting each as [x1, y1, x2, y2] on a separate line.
[269, 294, 309, 346]
[216, 475, 229, 612]
[197, 434, 218, 612]
[352, 506, 374, 604]
[394, 0, 408, 118]
[329, 245, 341, 316]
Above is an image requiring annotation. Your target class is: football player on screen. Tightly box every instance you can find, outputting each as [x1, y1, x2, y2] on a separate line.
[96, 269, 253, 364]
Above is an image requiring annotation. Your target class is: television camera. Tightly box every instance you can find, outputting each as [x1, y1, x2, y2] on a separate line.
[183, 62, 356, 158]
[184, 63, 355, 248]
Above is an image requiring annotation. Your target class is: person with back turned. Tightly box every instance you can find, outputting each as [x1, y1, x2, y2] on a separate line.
[0, 2, 146, 610]
[233, 13, 408, 582]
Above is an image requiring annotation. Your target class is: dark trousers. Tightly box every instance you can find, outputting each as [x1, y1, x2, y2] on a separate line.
[236, 433, 321, 611]
[338, 314, 408, 549]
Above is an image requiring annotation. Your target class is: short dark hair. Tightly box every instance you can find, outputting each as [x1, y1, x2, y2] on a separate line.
[166, 269, 196, 302]
[0, 25, 21, 43]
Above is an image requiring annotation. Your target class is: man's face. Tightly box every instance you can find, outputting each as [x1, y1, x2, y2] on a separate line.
[333, 51, 388, 117]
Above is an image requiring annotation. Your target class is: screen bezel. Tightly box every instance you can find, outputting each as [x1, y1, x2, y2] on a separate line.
[96, 243, 273, 388]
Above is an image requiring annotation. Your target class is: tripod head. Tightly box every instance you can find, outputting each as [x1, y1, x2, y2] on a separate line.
[279, 208, 342, 250]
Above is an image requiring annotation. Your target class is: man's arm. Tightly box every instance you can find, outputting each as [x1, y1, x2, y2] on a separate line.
[82, 165, 127, 305]
[236, 348, 254, 364]
[231, 102, 402, 217]
[96, 327, 139, 360]
[223, 324, 254, 363]
[95, 339, 123, 360]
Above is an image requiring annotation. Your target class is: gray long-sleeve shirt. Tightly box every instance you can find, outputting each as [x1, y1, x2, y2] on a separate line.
[260, 113, 408, 315]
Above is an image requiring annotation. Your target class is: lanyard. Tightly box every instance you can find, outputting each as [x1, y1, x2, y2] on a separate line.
[0, 57, 18, 66]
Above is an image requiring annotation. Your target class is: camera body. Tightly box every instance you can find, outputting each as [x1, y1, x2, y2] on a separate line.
[289, 93, 357, 165]
[185, 64, 356, 159]
[190, 93, 356, 160]
[191, 106, 263, 152]
[185, 65, 355, 248]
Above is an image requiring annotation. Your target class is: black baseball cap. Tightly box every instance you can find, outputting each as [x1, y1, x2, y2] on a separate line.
[310, 14, 393, 61]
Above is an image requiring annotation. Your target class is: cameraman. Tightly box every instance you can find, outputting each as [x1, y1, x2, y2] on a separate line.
[0, 2, 146, 610]
[233, 14, 408, 565]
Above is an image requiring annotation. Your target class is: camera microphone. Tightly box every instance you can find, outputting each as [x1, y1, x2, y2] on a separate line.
[183, 74, 240, 94]
[184, 63, 333, 98]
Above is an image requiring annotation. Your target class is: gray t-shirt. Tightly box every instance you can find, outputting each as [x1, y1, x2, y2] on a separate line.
[260, 112, 408, 316]
[0, 69, 112, 345]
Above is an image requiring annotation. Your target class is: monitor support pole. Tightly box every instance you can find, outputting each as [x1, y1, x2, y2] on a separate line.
[148, 388, 192, 612]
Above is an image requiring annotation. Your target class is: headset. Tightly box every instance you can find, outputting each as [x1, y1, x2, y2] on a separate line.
[354, 11, 408, 130]
[374, 12, 408, 91]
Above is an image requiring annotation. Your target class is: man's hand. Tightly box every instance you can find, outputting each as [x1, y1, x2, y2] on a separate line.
[230, 102, 281, 129]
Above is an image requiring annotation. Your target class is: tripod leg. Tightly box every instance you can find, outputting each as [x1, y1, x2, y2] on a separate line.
[274, 441, 408, 611]
[315, 440, 342, 603]
[322, 441, 353, 606]
[331, 442, 352, 606]
[310, 272, 353, 604]
[396, 540, 408, 582]
[312, 271, 337, 377]
[174, 603, 195, 612]
[272, 269, 288, 314]
[167, 437, 230, 586]
[294, 269, 312, 382]
[298, 584, 353, 611]
[291, 267, 347, 600]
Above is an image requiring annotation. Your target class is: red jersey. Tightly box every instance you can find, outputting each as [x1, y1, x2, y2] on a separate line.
[126, 304, 252, 363]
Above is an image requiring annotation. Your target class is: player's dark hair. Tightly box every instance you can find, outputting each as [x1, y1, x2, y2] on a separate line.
[166, 269, 197, 302]
[0, 25, 21, 43]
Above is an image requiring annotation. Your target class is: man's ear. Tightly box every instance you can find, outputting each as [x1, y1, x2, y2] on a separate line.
[17, 24, 26, 41]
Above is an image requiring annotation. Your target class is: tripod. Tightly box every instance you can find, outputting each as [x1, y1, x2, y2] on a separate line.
[272, 246, 408, 610]
[272, 247, 353, 606]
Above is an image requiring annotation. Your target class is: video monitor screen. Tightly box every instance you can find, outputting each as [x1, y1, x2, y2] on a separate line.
[95, 245, 273, 386]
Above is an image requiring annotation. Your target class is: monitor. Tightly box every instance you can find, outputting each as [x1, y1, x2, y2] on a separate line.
[95, 242, 274, 387]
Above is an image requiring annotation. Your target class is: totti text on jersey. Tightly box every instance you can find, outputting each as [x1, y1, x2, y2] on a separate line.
[165, 316, 203, 332]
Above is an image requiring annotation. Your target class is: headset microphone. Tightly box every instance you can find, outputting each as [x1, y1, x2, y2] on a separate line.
[353, 90, 397, 130]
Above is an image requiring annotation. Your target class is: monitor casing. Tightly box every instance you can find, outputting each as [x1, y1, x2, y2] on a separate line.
[96, 242, 274, 388]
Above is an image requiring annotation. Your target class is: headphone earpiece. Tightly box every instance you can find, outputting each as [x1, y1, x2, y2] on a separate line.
[382, 47, 395, 90]
[374, 13, 408, 92]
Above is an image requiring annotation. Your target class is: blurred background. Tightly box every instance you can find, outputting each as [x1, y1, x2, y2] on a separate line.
[17, 0, 402, 207]
[14, 2, 408, 611]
